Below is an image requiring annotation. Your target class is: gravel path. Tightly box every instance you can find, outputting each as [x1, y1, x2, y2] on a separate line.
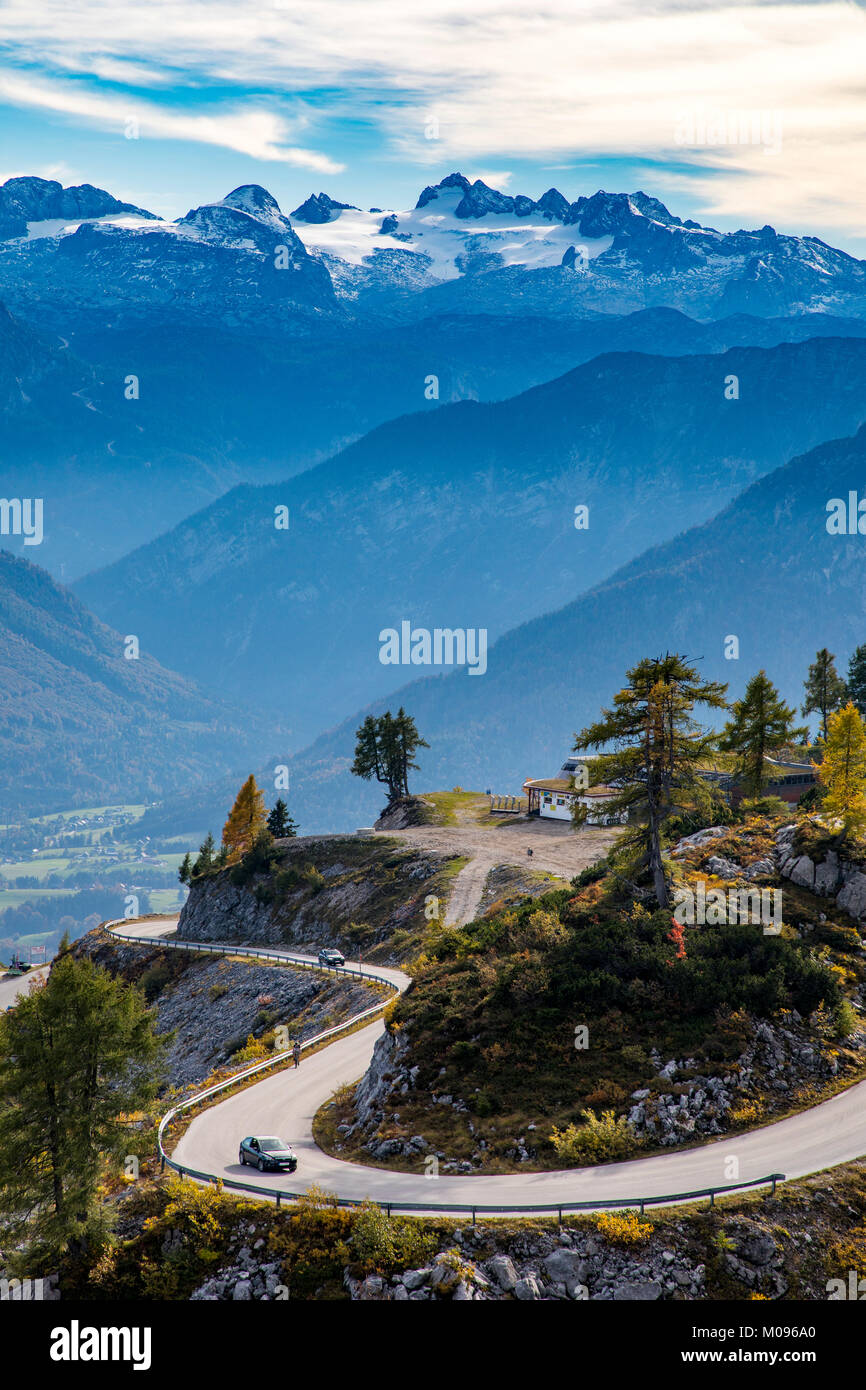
[377, 817, 618, 926]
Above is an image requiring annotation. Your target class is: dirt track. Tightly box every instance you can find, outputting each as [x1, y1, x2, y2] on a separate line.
[377, 816, 618, 925]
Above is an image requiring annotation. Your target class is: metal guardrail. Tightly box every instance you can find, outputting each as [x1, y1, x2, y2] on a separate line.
[107, 919, 787, 1221]
[160, 1167, 787, 1223]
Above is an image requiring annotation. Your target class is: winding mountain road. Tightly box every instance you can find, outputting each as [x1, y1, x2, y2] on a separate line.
[0, 965, 49, 1010]
[110, 916, 866, 1215]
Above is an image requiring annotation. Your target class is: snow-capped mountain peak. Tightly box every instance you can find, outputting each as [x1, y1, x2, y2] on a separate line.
[285, 172, 866, 317]
[175, 186, 300, 250]
[290, 191, 361, 224]
[1, 171, 865, 324]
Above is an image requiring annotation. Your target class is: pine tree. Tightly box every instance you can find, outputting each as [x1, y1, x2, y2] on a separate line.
[221, 775, 268, 864]
[178, 852, 192, 884]
[351, 715, 386, 791]
[266, 798, 298, 839]
[0, 954, 165, 1257]
[819, 702, 866, 840]
[389, 707, 429, 796]
[191, 832, 216, 878]
[802, 648, 847, 742]
[847, 645, 866, 720]
[351, 709, 429, 803]
[720, 671, 807, 797]
[575, 654, 728, 908]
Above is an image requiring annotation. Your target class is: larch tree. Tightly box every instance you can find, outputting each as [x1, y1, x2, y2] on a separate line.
[574, 653, 728, 908]
[720, 671, 807, 797]
[0, 954, 165, 1259]
[221, 775, 268, 864]
[819, 702, 866, 840]
[802, 648, 847, 742]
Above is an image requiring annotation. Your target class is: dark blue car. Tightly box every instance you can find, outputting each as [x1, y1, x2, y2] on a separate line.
[238, 1135, 298, 1172]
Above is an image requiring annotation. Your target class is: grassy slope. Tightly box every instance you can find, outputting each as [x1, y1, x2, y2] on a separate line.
[324, 814, 866, 1172]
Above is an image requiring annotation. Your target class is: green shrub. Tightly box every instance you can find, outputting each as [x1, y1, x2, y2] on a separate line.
[741, 795, 787, 817]
[139, 962, 172, 1002]
[665, 801, 738, 841]
[832, 998, 859, 1039]
[571, 860, 608, 889]
[798, 784, 826, 811]
[550, 1108, 640, 1164]
[350, 1201, 436, 1273]
[230, 830, 278, 886]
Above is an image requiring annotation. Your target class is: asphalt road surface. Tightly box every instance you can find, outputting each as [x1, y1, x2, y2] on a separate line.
[0, 966, 48, 1010]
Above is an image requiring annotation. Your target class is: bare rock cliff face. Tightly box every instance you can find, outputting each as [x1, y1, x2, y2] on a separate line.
[178, 873, 273, 944]
[176, 837, 447, 956]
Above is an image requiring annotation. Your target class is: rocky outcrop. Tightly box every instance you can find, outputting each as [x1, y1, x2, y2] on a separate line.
[374, 797, 432, 830]
[669, 826, 729, 857]
[153, 956, 374, 1087]
[177, 837, 447, 955]
[628, 1015, 848, 1145]
[343, 1225, 704, 1302]
[190, 1218, 286, 1301]
[776, 824, 866, 927]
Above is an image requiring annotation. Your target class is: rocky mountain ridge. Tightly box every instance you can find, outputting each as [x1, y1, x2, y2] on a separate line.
[2, 172, 865, 326]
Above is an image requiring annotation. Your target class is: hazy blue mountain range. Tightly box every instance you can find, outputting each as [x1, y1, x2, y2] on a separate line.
[150, 418, 866, 841]
[0, 551, 285, 815]
[14, 293, 866, 580]
[75, 335, 866, 748]
[3, 170, 866, 577]
[8, 296, 866, 578]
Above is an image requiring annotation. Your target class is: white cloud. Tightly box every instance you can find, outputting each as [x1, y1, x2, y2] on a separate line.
[0, 1, 863, 233]
[0, 71, 344, 173]
[0, 160, 81, 185]
[468, 170, 513, 189]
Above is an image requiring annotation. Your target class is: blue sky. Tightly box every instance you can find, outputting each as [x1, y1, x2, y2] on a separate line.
[1, 0, 865, 251]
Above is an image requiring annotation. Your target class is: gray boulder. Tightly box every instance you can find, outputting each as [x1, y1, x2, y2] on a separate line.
[837, 870, 866, 920]
[613, 1281, 663, 1301]
[486, 1254, 518, 1292]
[514, 1275, 543, 1301]
[788, 855, 816, 889]
[705, 855, 742, 879]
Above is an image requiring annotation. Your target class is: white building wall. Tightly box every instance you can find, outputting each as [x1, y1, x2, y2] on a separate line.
[539, 792, 573, 821]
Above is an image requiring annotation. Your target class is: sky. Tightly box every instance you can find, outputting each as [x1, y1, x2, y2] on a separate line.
[0, 0, 865, 252]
